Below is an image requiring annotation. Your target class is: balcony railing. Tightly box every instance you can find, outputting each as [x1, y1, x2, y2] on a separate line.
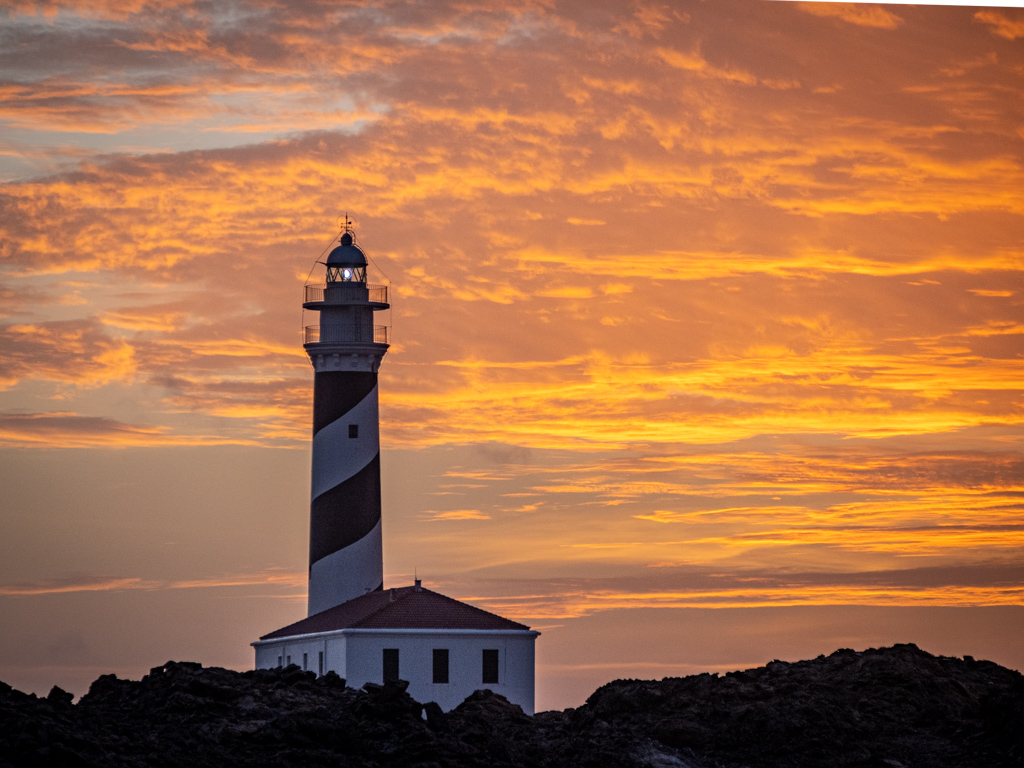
[304, 283, 388, 304]
[304, 324, 389, 345]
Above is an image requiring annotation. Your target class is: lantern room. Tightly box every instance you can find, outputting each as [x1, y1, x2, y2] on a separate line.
[325, 231, 367, 283]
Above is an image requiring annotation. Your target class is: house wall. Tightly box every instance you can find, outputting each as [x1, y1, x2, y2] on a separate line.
[344, 629, 538, 714]
[254, 628, 537, 714]
[254, 634, 347, 678]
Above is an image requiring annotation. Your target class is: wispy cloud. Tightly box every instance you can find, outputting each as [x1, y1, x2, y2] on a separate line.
[795, 3, 903, 30]
[456, 562, 1024, 620]
[974, 9, 1024, 40]
[422, 509, 492, 521]
[0, 411, 165, 447]
[0, 569, 305, 596]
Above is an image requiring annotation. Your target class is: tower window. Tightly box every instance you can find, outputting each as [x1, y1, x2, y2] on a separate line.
[433, 649, 449, 684]
[349, 424, 359, 438]
[383, 648, 400, 682]
[482, 649, 499, 684]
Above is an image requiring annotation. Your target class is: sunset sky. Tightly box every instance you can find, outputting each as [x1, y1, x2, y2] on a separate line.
[1, 0, 1023, 711]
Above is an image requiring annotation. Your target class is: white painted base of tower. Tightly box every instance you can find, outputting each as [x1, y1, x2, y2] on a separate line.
[307, 518, 383, 616]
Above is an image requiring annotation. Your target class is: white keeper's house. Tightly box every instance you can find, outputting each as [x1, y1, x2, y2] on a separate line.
[252, 223, 539, 714]
[253, 581, 538, 713]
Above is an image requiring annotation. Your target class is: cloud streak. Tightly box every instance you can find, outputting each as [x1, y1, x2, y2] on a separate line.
[0, 569, 305, 596]
[456, 561, 1024, 620]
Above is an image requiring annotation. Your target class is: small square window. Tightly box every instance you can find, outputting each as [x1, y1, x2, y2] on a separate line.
[433, 649, 449, 684]
[482, 649, 499, 684]
[349, 424, 359, 438]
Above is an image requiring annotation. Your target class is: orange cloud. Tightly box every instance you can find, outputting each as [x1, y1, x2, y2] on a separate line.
[448, 560, 1024, 620]
[974, 9, 1024, 40]
[378, 340, 1024, 449]
[0, 577, 148, 596]
[0, 410, 281, 448]
[514, 245, 1024, 280]
[0, 412, 162, 447]
[469, 583, 1024, 619]
[423, 509, 492, 521]
[796, 3, 903, 30]
[100, 310, 184, 332]
[4, 0, 193, 22]
[654, 47, 757, 85]
[0, 569, 305, 596]
[967, 289, 1014, 298]
[2, 322, 136, 388]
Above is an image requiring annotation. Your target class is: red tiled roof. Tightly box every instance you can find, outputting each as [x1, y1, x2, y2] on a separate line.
[259, 586, 530, 640]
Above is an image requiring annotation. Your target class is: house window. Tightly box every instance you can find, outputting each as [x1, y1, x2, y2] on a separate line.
[349, 424, 359, 438]
[303, 653, 308, 671]
[383, 648, 400, 683]
[286, 655, 291, 666]
[433, 649, 449, 684]
[277, 655, 282, 668]
[482, 649, 499, 684]
[319, 651, 324, 676]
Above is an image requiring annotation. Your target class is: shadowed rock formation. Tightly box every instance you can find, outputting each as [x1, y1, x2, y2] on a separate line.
[1, 644, 1021, 767]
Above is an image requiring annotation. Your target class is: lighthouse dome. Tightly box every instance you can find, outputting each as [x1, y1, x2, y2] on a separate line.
[325, 232, 368, 268]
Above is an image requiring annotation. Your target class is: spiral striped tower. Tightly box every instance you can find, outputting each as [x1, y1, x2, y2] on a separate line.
[302, 225, 389, 616]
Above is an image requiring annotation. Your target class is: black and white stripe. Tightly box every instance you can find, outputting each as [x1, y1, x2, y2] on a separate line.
[307, 370, 383, 616]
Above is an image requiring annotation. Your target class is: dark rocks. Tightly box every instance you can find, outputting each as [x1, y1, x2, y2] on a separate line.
[1, 644, 1022, 767]
[581, 643, 1024, 768]
[46, 687, 74, 707]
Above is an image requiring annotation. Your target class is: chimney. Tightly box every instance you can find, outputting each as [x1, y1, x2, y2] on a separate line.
[414, 578, 422, 591]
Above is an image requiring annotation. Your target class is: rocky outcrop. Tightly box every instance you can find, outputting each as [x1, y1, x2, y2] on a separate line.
[1, 644, 1021, 767]
[576, 644, 1024, 768]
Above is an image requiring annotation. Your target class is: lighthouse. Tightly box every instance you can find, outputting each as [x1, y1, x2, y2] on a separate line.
[254, 224, 539, 714]
[302, 225, 390, 616]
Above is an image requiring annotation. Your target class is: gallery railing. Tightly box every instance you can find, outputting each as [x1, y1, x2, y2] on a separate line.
[303, 325, 389, 345]
[304, 283, 388, 304]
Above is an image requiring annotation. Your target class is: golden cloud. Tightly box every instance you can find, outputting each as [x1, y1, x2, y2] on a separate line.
[422, 509, 493, 521]
[795, 3, 903, 30]
[974, 9, 1024, 40]
[0, 569, 305, 596]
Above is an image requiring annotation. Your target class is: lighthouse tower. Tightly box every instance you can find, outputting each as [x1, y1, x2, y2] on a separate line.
[254, 222, 538, 714]
[302, 224, 389, 616]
